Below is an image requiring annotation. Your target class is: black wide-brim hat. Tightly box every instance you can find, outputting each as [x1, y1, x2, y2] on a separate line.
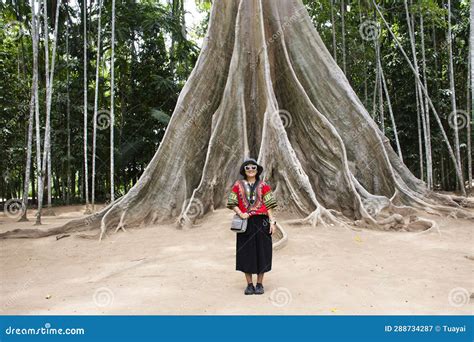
[239, 158, 264, 178]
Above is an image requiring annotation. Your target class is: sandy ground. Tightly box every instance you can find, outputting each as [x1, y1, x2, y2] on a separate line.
[0, 204, 473, 315]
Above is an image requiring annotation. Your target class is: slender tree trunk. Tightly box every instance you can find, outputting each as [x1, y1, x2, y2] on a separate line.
[110, 0, 116, 202]
[40, 0, 50, 218]
[358, 0, 367, 107]
[466, 1, 474, 193]
[446, 0, 464, 194]
[92, 0, 103, 212]
[432, 22, 439, 91]
[375, 37, 384, 131]
[19, 84, 35, 221]
[66, 12, 71, 206]
[441, 153, 445, 189]
[468, 41, 472, 193]
[380, 62, 402, 161]
[404, 0, 431, 189]
[40, 0, 60, 216]
[83, 0, 91, 213]
[330, 0, 337, 63]
[31, 0, 44, 225]
[419, 12, 433, 189]
[374, 0, 465, 195]
[416, 87, 424, 181]
[31, 161, 36, 205]
[372, 34, 379, 120]
[340, 0, 346, 75]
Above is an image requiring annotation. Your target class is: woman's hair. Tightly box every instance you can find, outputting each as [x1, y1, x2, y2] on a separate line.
[239, 158, 263, 180]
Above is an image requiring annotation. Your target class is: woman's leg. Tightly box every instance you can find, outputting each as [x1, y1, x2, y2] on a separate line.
[245, 273, 253, 284]
[255, 273, 265, 294]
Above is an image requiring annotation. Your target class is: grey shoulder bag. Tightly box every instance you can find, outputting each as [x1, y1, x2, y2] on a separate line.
[230, 213, 248, 233]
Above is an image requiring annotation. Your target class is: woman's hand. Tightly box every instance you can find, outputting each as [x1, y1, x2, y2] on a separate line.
[240, 212, 250, 219]
[269, 223, 276, 235]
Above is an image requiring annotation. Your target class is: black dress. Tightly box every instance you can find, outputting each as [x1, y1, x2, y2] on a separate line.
[236, 214, 273, 274]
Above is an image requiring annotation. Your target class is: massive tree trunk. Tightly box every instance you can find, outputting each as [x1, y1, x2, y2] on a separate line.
[3, 0, 473, 240]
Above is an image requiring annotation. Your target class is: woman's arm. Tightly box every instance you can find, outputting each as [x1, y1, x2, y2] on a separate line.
[233, 206, 248, 219]
[267, 208, 276, 234]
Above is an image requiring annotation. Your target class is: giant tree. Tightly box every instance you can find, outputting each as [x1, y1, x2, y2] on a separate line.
[2, 0, 472, 240]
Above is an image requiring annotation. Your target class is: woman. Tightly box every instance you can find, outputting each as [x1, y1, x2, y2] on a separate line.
[226, 158, 278, 295]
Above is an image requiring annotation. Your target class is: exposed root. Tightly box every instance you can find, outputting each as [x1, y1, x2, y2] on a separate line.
[0, 197, 123, 240]
[177, 214, 193, 228]
[0, 220, 98, 239]
[75, 232, 102, 240]
[287, 205, 356, 231]
[450, 195, 474, 208]
[409, 216, 440, 234]
[114, 210, 128, 234]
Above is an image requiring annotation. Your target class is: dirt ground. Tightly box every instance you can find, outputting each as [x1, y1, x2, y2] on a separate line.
[0, 204, 473, 315]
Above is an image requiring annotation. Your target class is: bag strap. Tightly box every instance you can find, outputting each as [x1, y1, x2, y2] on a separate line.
[239, 179, 260, 212]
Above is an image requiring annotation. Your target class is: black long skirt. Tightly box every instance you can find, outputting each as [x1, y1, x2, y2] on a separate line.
[236, 214, 273, 274]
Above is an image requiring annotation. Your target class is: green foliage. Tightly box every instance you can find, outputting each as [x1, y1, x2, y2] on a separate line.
[302, 0, 471, 190]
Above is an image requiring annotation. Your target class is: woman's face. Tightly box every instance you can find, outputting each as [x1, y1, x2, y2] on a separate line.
[244, 164, 258, 178]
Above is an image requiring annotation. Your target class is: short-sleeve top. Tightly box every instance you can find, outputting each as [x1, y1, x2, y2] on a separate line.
[226, 179, 277, 216]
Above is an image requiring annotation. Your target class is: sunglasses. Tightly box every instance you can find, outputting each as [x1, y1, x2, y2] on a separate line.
[244, 165, 258, 171]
